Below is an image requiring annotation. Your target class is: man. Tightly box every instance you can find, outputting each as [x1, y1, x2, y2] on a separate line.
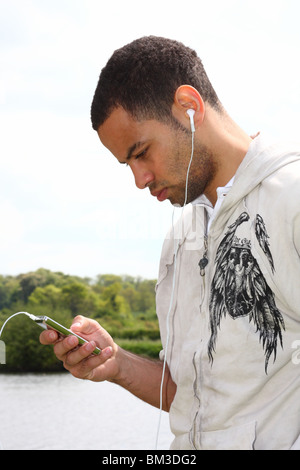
[40, 36, 300, 450]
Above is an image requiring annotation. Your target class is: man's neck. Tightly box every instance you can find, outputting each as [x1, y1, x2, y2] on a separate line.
[199, 107, 252, 205]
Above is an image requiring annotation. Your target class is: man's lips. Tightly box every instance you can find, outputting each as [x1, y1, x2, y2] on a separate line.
[151, 188, 168, 202]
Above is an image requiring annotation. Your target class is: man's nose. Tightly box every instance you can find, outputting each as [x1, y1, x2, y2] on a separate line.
[131, 163, 154, 189]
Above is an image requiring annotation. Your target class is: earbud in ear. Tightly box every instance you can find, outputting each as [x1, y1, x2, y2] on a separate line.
[186, 109, 195, 133]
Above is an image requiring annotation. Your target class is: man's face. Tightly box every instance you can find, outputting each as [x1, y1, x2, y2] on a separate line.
[97, 106, 217, 206]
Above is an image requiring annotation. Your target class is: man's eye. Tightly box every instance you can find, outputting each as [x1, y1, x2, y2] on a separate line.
[135, 149, 147, 159]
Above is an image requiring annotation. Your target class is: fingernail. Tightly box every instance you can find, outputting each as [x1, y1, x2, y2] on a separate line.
[49, 331, 57, 341]
[103, 346, 113, 358]
[67, 336, 78, 347]
[86, 342, 95, 353]
[71, 322, 81, 330]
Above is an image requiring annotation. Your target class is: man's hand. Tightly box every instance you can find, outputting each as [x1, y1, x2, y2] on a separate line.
[40, 314, 176, 411]
[39, 315, 119, 382]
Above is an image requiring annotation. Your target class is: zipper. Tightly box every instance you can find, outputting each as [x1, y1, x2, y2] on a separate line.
[191, 207, 210, 447]
[189, 352, 201, 449]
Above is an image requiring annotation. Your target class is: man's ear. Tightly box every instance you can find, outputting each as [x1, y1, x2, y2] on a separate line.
[172, 85, 205, 130]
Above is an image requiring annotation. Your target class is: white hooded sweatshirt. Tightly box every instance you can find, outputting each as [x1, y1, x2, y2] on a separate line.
[156, 136, 300, 450]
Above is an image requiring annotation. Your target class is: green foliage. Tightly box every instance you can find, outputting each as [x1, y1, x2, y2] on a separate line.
[0, 269, 161, 372]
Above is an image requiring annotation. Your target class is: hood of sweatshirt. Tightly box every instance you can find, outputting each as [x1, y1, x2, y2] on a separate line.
[208, 135, 300, 237]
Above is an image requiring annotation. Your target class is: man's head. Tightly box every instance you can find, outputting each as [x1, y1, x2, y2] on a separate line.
[91, 36, 249, 207]
[91, 36, 222, 130]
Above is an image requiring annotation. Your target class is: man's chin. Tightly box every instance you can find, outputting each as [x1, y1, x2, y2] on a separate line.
[170, 197, 185, 207]
[171, 201, 183, 208]
[165, 190, 187, 207]
[169, 192, 190, 207]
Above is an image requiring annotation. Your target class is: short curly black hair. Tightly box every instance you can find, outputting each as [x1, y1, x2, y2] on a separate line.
[91, 36, 222, 130]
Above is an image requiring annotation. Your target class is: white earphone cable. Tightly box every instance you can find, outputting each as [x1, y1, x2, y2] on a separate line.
[0, 312, 38, 340]
[155, 127, 195, 449]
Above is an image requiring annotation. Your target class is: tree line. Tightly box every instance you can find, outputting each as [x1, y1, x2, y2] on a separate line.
[0, 268, 161, 372]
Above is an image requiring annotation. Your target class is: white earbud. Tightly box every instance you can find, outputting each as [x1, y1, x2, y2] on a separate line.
[186, 109, 195, 133]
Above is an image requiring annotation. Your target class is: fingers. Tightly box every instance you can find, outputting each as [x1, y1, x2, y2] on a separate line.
[39, 329, 79, 362]
[39, 316, 116, 381]
[39, 328, 59, 345]
[53, 334, 80, 361]
[39, 316, 101, 353]
[41, 329, 104, 376]
[61, 339, 114, 381]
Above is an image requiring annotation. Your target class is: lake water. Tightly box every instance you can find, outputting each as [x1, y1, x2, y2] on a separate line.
[0, 373, 173, 450]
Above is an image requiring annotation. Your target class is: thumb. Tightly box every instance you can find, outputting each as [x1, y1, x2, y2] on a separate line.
[70, 315, 99, 335]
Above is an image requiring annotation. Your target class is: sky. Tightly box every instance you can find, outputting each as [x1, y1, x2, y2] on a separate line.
[0, 0, 299, 280]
